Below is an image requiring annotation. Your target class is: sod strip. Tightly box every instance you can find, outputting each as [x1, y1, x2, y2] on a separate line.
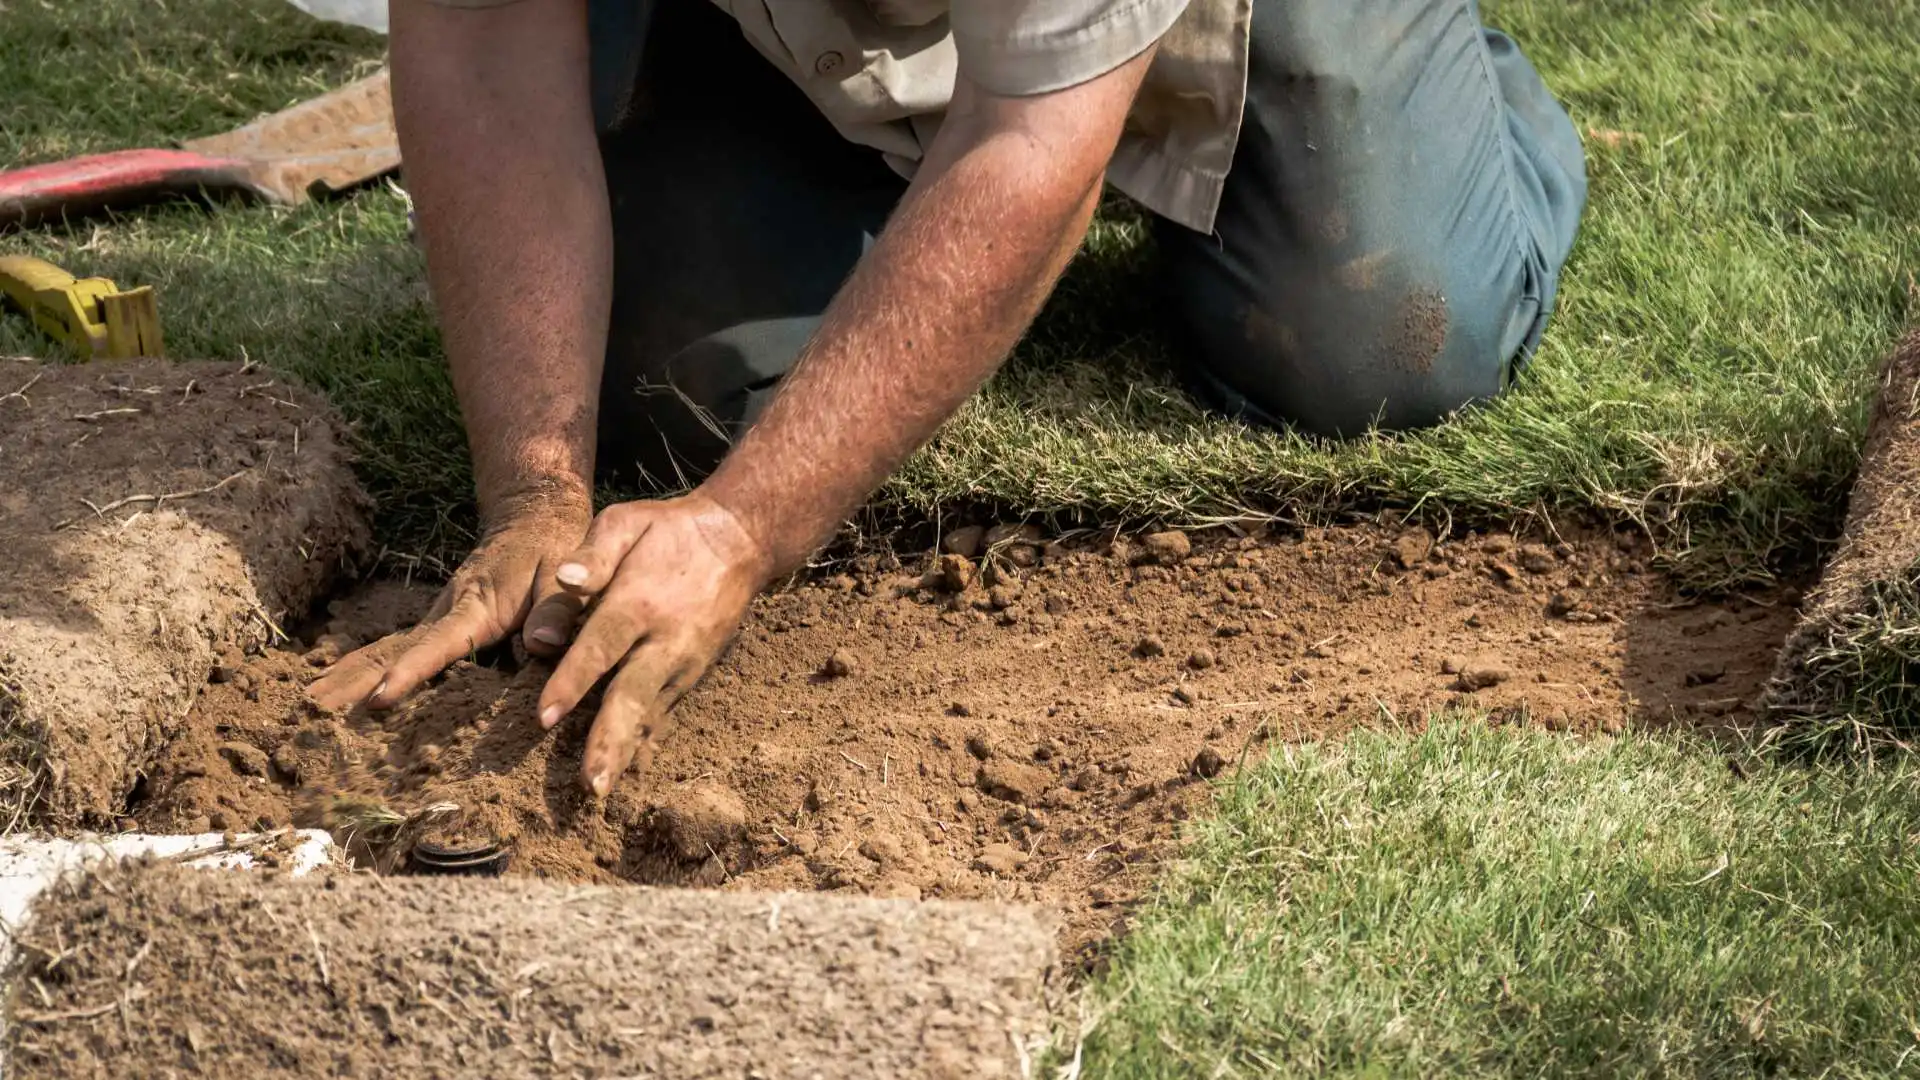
[8, 865, 1058, 1079]
[1765, 329, 1920, 736]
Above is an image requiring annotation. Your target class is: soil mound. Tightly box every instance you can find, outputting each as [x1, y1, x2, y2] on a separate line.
[8, 863, 1056, 1078]
[1767, 329, 1920, 724]
[0, 358, 366, 826]
[133, 523, 1796, 952]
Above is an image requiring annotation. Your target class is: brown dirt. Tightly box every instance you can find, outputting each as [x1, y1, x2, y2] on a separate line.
[132, 522, 1796, 954]
[0, 358, 366, 826]
[8, 862, 1056, 1078]
[1766, 328, 1920, 717]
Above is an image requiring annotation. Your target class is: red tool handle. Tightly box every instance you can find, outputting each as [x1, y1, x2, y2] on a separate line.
[0, 148, 264, 229]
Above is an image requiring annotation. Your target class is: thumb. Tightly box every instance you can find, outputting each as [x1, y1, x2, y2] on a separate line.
[522, 553, 585, 655]
[554, 502, 653, 597]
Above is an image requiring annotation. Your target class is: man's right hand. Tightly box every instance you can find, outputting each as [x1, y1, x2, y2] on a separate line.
[308, 484, 593, 712]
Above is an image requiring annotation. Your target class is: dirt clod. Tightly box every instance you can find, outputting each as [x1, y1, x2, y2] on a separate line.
[1391, 530, 1434, 569]
[823, 649, 858, 678]
[973, 843, 1029, 876]
[269, 744, 301, 784]
[1139, 531, 1192, 565]
[217, 742, 270, 778]
[940, 525, 987, 559]
[1133, 634, 1168, 658]
[1454, 660, 1516, 692]
[979, 761, 1053, 806]
[1189, 747, 1225, 780]
[1519, 544, 1557, 574]
[1187, 648, 1217, 671]
[937, 553, 977, 593]
[654, 783, 749, 862]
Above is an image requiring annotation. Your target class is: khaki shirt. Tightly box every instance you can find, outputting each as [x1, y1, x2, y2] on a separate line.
[434, 1, 1252, 232]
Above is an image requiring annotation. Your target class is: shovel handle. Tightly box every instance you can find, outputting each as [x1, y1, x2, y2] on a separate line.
[0, 149, 263, 229]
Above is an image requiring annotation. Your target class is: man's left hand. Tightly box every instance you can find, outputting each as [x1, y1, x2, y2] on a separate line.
[535, 490, 771, 795]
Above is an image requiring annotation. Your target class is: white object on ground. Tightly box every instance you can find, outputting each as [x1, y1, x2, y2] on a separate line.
[285, 0, 389, 33]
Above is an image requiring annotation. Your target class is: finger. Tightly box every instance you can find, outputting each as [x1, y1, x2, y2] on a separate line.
[306, 641, 401, 711]
[366, 596, 503, 709]
[554, 504, 652, 596]
[579, 640, 683, 796]
[522, 554, 584, 656]
[536, 595, 648, 729]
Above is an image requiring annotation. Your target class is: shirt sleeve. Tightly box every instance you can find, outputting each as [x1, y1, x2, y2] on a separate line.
[950, 0, 1191, 98]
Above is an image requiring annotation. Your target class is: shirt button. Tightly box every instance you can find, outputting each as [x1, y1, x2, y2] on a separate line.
[814, 50, 845, 76]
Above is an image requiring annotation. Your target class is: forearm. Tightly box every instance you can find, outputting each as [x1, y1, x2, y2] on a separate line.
[391, 0, 610, 519]
[702, 63, 1148, 576]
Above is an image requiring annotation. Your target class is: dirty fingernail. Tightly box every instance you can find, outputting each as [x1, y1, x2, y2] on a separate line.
[556, 563, 588, 587]
[540, 704, 562, 729]
[529, 626, 567, 647]
[589, 769, 611, 797]
[368, 680, 387, 705]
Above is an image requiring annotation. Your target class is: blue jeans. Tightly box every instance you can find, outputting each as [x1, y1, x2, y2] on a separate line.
[589, 0, 1587, 485]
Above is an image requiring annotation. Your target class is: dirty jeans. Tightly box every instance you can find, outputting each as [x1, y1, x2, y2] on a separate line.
[588, 0, 1586, 488]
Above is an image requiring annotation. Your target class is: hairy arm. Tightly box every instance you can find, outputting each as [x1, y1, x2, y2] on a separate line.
[391, 0, 609, 513]
[309, 0, 610, 711]
[702, 49, 1159, 574]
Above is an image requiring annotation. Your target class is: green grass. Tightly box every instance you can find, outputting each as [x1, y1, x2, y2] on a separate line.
[1074, 722, 1920, 1078]
[5, 0, 1920, 578]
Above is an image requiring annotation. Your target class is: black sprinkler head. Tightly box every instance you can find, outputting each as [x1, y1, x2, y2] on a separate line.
[407, 839, 511, 877]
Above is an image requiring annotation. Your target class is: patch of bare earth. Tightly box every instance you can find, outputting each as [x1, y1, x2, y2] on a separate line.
[133, 523, 1796, 954]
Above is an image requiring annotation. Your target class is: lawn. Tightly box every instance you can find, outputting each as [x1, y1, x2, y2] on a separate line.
[1074, 723, 1920, 1079]
[5, 2, 1920, 1076]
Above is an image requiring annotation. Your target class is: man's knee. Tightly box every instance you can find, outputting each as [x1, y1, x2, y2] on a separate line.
[1178, 257, 1528, 439]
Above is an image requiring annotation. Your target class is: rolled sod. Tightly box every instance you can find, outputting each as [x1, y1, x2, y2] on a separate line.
[1765, 329, 1920, 729]
[0, 358, 366, 825]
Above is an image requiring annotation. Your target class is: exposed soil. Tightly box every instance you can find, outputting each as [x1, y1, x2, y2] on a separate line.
[1768, 328, 1920, 715]
[131, 522, 1797, 954]
[0, 358, 366, 825]
[9, 863, 1055, 1079]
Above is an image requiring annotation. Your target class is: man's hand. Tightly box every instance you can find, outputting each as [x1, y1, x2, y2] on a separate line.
[534, 491, 772, 795]
[308, 485, 593, 712]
